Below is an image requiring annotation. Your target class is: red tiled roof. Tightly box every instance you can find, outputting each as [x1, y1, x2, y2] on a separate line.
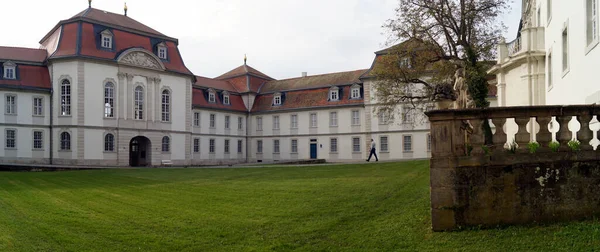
[51, 21, 193, 75]
[0, 46, 47, 63]
[260, 69, 367, 93]
[0, 65, 51, 90]
[192, 88, 248, 112]
[69, 8, 167, 37]
[216, 64, 274, 81]
[252, 85, 363, 112]
[195, 76, 238, 92]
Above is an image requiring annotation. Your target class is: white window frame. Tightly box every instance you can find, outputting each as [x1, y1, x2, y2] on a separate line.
[193, 138, 200, 153]
[208, 91, 216, 103]
[273, 115, 280, 130]
[210, 114, 216, 128]
[257, 117, 263, 131]
[310, 113, 318, 128]
[330, 111, 338, 127]
[562, 21, 570, 76]
[351, 87, 360, 99]
[329, 88, 339, 101]
[352, 110, 360, 125]
[209, 139, 216, 153]
[291, 139, 298, 153]
[352, 137, 361, 153]
[330, 138, 338, 153]
[134, 86, 144, 120]
[161, 136, 170, 152]
[60, 132, 71, 151]
[105, 133, 115, 152]
[157, 43, 167, 59]
[161, 89, 171, 122]
[273, 139, 280, 154]
[101, 30, 113, 49]
[5, 94, 16, 115]
[380, 136, 389, 152]
[379, 112, 389, 125]
[587, 0, 599, 52]
[194, 112, 200, 127]
[223, 94, 230, 105]
[257, 140, 263, 153]
[3, 62, 16, 79]
[238, 116, 243, 130]
[5, 129, 16, 149]
[104, 82, 115, 118]
[291, 114, 298, 129]
[225, 139, 230, 153]
[403, 135, 413, 153]
[61, 79, 71, 116]
[237, 140, 243, 153]
[33, 130, 43, 150]
[273, 94, 282, 105]
[225, 115, 230, 129]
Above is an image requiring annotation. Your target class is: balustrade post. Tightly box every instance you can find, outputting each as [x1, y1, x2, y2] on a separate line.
[514, 117, 531, 153]
[491, 118, 507, 154]
[469, 119, 485, 155]
[535, 116, 552, 152]
[577, 114, 594, 151]
[556, 116, 572, 151]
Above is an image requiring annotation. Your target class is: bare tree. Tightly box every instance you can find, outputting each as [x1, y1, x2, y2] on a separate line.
[372, 0, 509, 119]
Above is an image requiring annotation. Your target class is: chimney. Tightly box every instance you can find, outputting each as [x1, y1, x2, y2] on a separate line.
[302, 72, 307, 77]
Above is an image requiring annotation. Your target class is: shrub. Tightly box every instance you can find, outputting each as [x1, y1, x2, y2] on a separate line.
[528, 142, 540, 154]
[568, 140, 581, 152]
[549, 141, 560, 152]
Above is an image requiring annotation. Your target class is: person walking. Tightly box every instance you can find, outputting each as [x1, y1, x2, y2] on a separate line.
[366, 138, 378, 162]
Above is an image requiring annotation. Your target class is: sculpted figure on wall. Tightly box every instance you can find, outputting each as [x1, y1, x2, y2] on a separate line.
[453, 68, 474, 109]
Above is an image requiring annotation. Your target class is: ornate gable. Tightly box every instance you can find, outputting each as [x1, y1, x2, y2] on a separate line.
[116, 48, 165, 71]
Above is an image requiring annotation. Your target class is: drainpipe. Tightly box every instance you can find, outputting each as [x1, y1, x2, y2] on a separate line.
[49, 88, 54, 165]
[245, 112, 249, 163]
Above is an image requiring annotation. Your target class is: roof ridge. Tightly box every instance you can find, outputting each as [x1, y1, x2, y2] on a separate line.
[273, 69, 369, 82]
[0, 45, 46, 51]
[82, 7, 92, 17]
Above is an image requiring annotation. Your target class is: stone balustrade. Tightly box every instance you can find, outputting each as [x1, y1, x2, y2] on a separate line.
[506, 37, 522, 57]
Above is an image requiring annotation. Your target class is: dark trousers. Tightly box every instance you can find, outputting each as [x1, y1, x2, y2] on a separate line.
[367, 148, 378, 161]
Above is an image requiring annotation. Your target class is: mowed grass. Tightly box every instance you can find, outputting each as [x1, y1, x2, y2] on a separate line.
[1, 161, 600, 251]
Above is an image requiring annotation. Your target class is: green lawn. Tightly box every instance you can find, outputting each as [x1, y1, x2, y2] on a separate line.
[1, 161, 600, 251]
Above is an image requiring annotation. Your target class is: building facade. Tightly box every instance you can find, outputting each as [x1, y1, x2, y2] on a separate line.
[0, 6, 444, 167]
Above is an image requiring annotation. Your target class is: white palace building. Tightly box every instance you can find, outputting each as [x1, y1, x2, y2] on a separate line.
[0, 5, 447, 167]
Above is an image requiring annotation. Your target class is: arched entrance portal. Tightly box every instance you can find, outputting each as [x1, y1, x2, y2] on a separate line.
[130, 136, 151, 167]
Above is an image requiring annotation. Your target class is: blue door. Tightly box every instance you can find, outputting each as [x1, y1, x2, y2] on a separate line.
[310, 143, 317, 159]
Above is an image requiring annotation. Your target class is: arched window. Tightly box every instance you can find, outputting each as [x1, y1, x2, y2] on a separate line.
[61, 79, 71, 116]
[104, 133, 115, 152]
[60, 132, 71, 150]
[161, 89, 170, 122]
[162, 136, 170, 152]
[134, 86, 144, 120]
[104, 82, 115, 118]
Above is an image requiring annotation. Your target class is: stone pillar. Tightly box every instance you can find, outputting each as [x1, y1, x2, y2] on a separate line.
[117, 72, 126, 119]
[126, 73, 134, 120]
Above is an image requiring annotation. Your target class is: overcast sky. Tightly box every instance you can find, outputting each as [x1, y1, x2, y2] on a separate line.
[1, 0, 521, 80]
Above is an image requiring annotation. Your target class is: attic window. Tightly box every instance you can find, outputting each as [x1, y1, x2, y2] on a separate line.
[223, 91, 230, 105]
[3, 62, 16, 79]
[329, 87, 340, 101]
[351, 84, 361, 99]
[208, 90, 216, 103]
[101, 30, 113, 49]
[157, 43, 167, 59]
[400, 57, 411, 68]
[273, 93, 282, 106]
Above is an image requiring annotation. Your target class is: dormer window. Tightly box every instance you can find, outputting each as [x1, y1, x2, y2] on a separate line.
[329, 87, 340, 101]
[3, 62, 16, 79]
[223, 91, 230, 105]
[351, 84, 361, 99]
[273, 93, 282, 106]
[101, 30, 113, 49]
[400, 57, 411, 68]
[157, 43, 168, 60]
[208, 89, 216, 103]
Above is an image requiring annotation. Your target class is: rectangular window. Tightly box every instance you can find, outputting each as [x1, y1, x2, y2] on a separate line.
[330, 138, 338, 153]
[238, 117, 243, 130]
[273, 115, 280, 130]
[330, 112, 338, 127]
[562, 25, 569, 73]
[547, 0, 552, 23]
[33, 97, 43, 116]
[209, 93, 216, 103]
[33, 131, 43, 150]
[194, 112, 200, 127]
[588, 0, 598, 46]
[310, 113, 318, 128]
[402, 107, 413, 123]
[5, 129, 16, 149]
[209, 139, 215, 153]
[237, 140, 243, 153]
[273, 139, 280, 153]
[210, 114, 216, 128]
[351, 88, 360, 99]
[352, 137, 360, 152]
[5, 95, 16, 115]
[4, 67, 15, 79]
[257, 140, 263, 153]
[548, 52, 553, 87]
[257, 117, 263, 131]
[330, 90, 339, 101]
[380, 136, 389, 152]
[352, 110, 360, 125]
[225, 116, 230, 129]
[225, 139, 230, 153]
[274, 95, 281, 105]
[193, 138, 200, 153]
[223, 95, 230, 105]
[427, 134, 432, 152]
[291, 115, 298, 129]
[537, 7, 541, 26]
[379, 113, 388, 124]
[403, 135, 413, 152]
[291, 139, 298, 153]
[158, 47, 167, 59]
[102, 36, 112, 48]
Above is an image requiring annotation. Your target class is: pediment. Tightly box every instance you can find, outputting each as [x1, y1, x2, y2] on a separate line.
[117, 48, 165, 71]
